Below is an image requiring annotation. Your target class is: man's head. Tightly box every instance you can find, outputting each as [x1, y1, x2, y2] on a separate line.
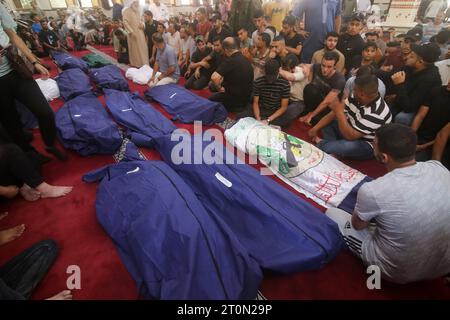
[212, 36, 223, 53]
[281, 15, 296, 36]
[196, 7, 207, 22]
[154, 0, 161, 6]
[168, 23, 177, 35]
[114, 29, 125, 40]
[179, 27, 188, 39]
[324, 31, 339, 51]
[405, 43, 441, 69]
[212, 14, 223, 30]
[435, 29, 450, 46]
[271, 35, 286, 56]
[144, 10, 153, 22]
[256, 32, 271, 49]
[50, 21, 58, 30]
[157, 22, 165, 34]
[320, 51, 339, 78]
[253, 9, 266, 31]
[152, 32, 165, 50]
[404, 27, 422, 45]
[434, 10, 444, 24]
[365, 31, 379, 43]
[40, 20, 48, 30]
[385, 41, 400, 57]
[374, 124, 417, 166]
[188, 23, 196, 35]
[362, 42, 378, 62]
[31, 13, 40, 22]
[347, 14, 363, 36]
[237, 27, 248, 42]
[264, 59, 280, 83]
[222, 37, 238, 57]
[195, 35, 206, 51]
[281, 53, 299, 72]
[353, 74, 379, 105]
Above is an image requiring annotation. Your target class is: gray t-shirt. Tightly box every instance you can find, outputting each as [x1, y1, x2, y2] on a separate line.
[355, 161, 450, 284]
[0, 3, 17, 78]
[156, 43, 180, 80]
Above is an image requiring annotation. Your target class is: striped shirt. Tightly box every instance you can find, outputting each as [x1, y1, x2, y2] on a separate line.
[253, 76, 291, 112]
[345, 96, 392, 142]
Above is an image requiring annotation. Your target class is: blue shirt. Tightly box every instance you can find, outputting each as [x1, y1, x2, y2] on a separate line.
[0, 3, 17, 78]
[156, 44, 180, 80]
[293, 0, 341, 63]
[31, 22, 42, 34]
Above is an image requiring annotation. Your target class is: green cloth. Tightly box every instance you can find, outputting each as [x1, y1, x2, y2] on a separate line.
[81, 53, 111, 68]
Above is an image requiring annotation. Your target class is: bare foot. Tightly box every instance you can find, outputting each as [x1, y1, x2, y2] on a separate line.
[46, 290, 73, 300]
[20, 184, 41, 202]
[35, 183, 73, 199]
[0, 212, 8, 221]
[0, 224, 25, 246]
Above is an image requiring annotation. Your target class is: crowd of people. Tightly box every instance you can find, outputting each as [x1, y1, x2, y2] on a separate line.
[0, 0, 449, 298]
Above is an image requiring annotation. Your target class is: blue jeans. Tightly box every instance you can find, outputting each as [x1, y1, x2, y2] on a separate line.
[0, 240, 58, 300]
[394, 112, 415, 126]
[317, 120, 374, 160]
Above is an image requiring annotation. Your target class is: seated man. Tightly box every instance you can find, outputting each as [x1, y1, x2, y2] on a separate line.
[269, 35, 289, 65]
[237, 59, 293, 128]
[278, 53, 308, 121]
[149, 33, 180, 87]
[38, 21, 64, 55]
[280, 15, 304, 61]
[251, 32, 271, 79]
[311, 31, 345, 74]
[299, 51, 346, 126]
[336, 13, 365, 77]
[344, 64, 386, 99]
[413, 79, 450, 162]
[184, 35, 212, 90]
[390, 43, 442, 125]
[347, 41, 379, 77]
[309, 75, 392, 160]
[114, 29, 129, 64]
[326, 123, 450, 284]
[209, 37, 253, 112]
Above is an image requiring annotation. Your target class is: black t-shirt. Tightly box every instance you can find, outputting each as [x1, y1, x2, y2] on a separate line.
[348, 56, 380, 74]
[337, 33, 365, 71]
[282, 32, 304, 60]
[191, 46, 212, 76]
[418, 86, 450, 143]
[39, 29, 59, 49]
[208, 50, 227, 72]
[207, 26, 233, 44]
[144, 20, 158, 51]
[311, 64, 346, 96]
[216, 51, 254, 102]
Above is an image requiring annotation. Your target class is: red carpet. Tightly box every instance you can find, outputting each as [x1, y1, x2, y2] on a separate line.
[0, 45, 448, 300]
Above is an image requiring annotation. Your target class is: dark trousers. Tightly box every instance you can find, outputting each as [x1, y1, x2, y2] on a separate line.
[303, 83, 331, 125]
[0, 71, 57, 151]
[209, 92, 249, 112]
[237, 101, 305, 128]
[0, 240, 58, 300]
[184, 74, 210, 90]
[0, 144, 43, 189]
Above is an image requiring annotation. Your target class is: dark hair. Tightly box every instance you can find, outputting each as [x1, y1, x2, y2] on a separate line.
[157, 22, 165, 29]
[114, 29, 125, 37]
[363, 41, 378, 51]
[212, 35, 222, 43]
[253, 9, 264, 19]
[356, 64, 377, 77]
[273, 35, 285, 43]
[282, 15, 296, 27]
[30, 13, 38, 20]
[436, 30, 450, 45]
[365, 31, 379, 38]
[152, 32, 164, 44]
[238, 26, 248, 32]
[281, 53, 299, 69]
[259, 32, 271, 47]
[386, 41, 400, 48]
[144, 10, 153, 17]
[326, 31, 339, 39]
[354, 74, 379, 96]
[222, 37, 237, 50]
[322, 50, 340, 65]
[266, 25, 277, 35]
[375, 124, 417, 163]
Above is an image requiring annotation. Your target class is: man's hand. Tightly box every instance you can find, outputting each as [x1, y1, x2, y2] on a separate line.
[300, 64, 310, 78]
[299, 112, 314, 126]
[194, 68, 200, 79]
[299, 30, 310, 38]
[0, 185, 19, 199]
[260, 120, 268, 125]
[219, 86, 225, 93]
[380, 65, 393, 72]
[308, 127, 318, 139]
[184, 70, 191, 78]
[391, 71, 406, 85]
[35, 63, 50, 79]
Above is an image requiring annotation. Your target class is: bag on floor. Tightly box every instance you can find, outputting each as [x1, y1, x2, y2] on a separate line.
[52, 51, 89, 72]
[125, 64, 160, 85]
[155, 133, 344, 274]
[56, 68, 92, 101]
[55, 92, 122, 155]
[35, 78, 60, 101]
[89, 64, 129, 91]
[144, 84, 228, 125]
[225, 117, 371, 212]
[83, 160, 262, 300]
[104, 89, 176, 148]
[81, 53, 111, 68]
